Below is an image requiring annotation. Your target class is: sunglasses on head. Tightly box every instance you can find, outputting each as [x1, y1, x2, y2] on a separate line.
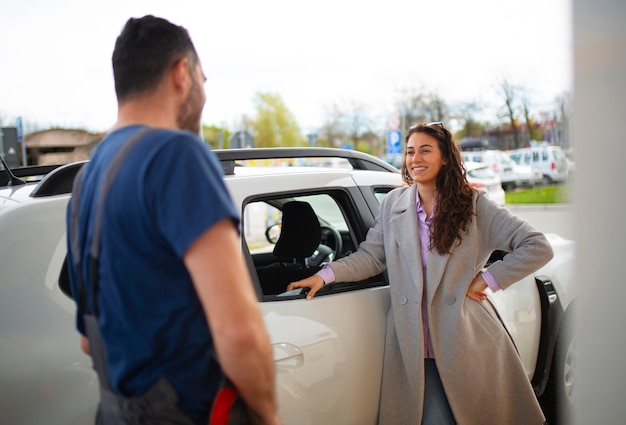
[409, 122, 444, 130]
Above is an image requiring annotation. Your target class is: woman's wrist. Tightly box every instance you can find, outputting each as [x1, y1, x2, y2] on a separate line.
[316, 266, 335, 285]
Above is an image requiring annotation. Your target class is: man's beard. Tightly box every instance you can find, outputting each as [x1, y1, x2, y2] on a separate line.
[177, 77, 204, 134]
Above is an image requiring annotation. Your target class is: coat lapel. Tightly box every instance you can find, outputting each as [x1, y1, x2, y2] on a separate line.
[389, 186, 423, 293]
[392, 186, 452, 304]
[388, 186, 454, 302]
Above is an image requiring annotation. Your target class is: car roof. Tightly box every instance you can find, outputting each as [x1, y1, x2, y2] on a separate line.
[1, 148, 399, 205]
[216, 147, 399, 175]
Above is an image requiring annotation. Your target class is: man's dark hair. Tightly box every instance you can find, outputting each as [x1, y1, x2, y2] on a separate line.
[112, 15, 198, 101]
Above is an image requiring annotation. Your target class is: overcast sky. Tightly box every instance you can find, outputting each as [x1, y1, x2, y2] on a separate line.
[0, 0, 572, 134]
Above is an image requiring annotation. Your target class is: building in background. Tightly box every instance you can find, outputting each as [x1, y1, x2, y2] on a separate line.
[23, 129, 104, 165]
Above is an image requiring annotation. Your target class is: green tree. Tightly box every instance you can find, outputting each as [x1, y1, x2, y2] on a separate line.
[201, 124, 231, 150]
[252, 92, 305, 147]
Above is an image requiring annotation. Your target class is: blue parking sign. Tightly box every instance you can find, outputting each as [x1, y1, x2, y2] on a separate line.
[387, 130, 402, 155]
[16, 116, 23, 141]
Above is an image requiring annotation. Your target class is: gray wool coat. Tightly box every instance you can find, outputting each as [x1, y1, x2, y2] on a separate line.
[329, 185, 553, 425]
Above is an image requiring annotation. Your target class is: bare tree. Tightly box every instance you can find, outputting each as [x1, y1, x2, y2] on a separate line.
[395, 88, 426, 132]
[395, 88, 448, 126]
[453, 101, 483, 138]
[344, 100, 373, 151]
[395, 87, 450, 145]
[319, 100, 375, 152]
[521, 96, 540, 142]
[319, 103, 346, 148]
[423, 93, 448, 123]
[500, 79, 521, 149]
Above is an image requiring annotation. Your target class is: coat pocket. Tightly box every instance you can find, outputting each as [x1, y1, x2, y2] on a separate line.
[465, 298, 503, 340]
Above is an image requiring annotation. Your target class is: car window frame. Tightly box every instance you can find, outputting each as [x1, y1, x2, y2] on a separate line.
[240, 187, 389, 302]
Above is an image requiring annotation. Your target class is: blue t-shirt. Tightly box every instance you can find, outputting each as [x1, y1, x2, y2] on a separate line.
[66, 125, 239, 424]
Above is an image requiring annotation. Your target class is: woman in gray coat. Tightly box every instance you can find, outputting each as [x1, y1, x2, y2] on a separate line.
[288, 122, 553, 425]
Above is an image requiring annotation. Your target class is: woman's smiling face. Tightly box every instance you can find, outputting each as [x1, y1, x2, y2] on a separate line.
[405, 132, 445, 189]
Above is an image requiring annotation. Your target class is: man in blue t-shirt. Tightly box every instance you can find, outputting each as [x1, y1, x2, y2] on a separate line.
[66, 16, 280, 425]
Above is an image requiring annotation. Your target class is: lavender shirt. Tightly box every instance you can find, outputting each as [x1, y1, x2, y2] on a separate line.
[316, 189, 500, 358]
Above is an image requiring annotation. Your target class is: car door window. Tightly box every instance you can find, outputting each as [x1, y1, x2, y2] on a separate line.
[524, 153, 532, 165]
[242, 191, 387, 301]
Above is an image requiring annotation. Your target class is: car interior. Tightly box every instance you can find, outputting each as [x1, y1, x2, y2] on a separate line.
[254, 200, 326, 295]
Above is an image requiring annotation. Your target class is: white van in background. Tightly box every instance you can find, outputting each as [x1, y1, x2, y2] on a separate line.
[509, 145, 569, 184]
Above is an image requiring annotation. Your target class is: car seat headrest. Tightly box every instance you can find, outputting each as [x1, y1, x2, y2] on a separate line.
[273, 201, 321, 261]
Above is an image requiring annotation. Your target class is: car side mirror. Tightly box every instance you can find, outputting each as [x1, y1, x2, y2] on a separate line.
[265, 223, 282, 244]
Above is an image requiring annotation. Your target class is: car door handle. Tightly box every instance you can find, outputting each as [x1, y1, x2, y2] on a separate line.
[272, 342, 304, 371]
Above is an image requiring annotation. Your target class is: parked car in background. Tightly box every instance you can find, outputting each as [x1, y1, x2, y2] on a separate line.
[0, 148, 576, 425]
[512, 162, 544, 187]
[509, 145, 569, 185]
[461, 150, 519, 190]
[464, 161, 506, 205]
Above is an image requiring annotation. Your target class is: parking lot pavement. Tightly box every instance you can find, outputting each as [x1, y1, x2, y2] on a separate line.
[506, 203, 574, 241]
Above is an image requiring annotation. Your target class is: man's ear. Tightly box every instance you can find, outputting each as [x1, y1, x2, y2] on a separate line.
[171, 57, 191, 93]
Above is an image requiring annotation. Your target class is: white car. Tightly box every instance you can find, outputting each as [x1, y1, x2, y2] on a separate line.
[0, 149, 576, 425]
[461, 149, 520, 190]
[464, 161, 506, 206]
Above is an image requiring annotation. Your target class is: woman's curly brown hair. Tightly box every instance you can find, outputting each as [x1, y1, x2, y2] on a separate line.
[400, 123, 476, 255]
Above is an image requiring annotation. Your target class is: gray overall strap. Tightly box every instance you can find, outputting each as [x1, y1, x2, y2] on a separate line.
[70, 127, 155, 315]
[81, 127, 157, 316]
[69, 126, 156, 390]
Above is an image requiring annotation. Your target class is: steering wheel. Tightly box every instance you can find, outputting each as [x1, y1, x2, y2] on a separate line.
[306, 226, 343, 267]
[321, 226, 343, 259]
